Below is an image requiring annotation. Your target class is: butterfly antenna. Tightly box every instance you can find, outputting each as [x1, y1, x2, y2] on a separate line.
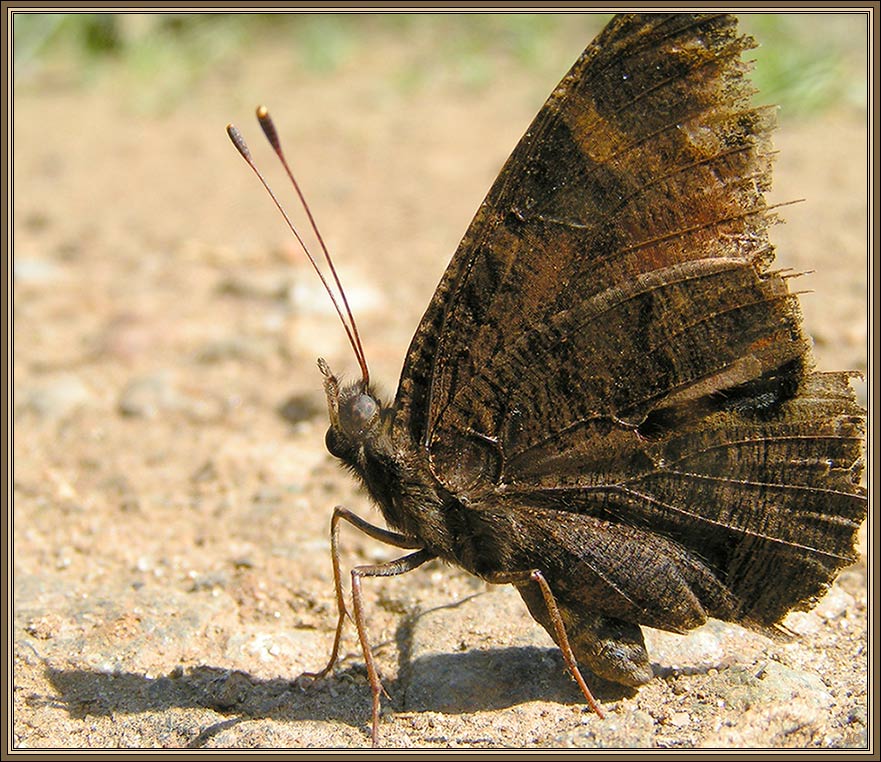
[254, 106, 370, 388]
[226, 122, 369, 386]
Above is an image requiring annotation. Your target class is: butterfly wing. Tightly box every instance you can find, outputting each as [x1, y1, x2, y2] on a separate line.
[490, 371, 865, 630]
[392, 13, 865, 630]
[394, 13, 779, 449]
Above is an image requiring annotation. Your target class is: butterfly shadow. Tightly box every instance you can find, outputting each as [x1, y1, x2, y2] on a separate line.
[36, 660, 387, 747]
[36, 609, 635, 747]
[391, 596, 637, 715]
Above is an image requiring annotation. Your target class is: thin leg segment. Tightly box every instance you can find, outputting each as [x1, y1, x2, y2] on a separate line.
[486, 568, 605, 719]
[304, 506, 423, 680]
[350, 548, 435, 746]
[303, 506, 434, 745]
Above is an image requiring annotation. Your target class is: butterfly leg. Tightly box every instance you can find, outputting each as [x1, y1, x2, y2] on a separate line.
[487, 568, 605, 719]
[349, 548, 436, 746]
[304, 506, 424, 680]
[517, 584, 654, 688]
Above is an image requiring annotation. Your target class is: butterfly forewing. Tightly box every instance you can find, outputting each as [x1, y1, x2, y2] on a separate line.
[395, 14, 780, 448]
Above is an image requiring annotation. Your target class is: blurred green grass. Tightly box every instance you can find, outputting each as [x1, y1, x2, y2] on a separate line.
[13, 12, 868, 118]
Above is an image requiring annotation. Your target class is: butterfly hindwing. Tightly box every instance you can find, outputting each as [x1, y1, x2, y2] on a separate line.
[497, 371, 864, 626]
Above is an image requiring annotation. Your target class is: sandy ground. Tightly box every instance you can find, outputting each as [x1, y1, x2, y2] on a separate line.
[11, 23, 868, 750]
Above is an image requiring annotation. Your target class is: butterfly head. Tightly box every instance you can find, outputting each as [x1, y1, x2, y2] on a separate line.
[318, 357, 385, 464]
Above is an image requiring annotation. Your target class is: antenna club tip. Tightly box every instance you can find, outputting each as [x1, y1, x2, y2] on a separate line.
[226, 123, 252, 159]
[256, 106, 282, 153]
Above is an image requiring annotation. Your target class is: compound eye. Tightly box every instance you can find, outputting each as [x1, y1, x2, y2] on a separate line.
[351, 394, 378, 427]
[325, 426, 349, 458]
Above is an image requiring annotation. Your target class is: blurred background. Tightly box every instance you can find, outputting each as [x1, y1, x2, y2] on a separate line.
[12, 13, 869, 110]
[12, 13, 869, 749]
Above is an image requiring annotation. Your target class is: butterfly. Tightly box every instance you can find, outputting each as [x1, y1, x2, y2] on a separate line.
[228, 12, 866, 747]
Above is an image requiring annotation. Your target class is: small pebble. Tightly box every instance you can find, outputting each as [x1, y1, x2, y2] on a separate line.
[118, 371, 178, 418]
[669, 711, 691, 728]
[24, 374, 92, 420]
[14, 257, 62, 284]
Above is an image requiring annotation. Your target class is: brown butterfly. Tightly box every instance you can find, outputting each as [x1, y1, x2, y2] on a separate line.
[228, 12, 866, 747]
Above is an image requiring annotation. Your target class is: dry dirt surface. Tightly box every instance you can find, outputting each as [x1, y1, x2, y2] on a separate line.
[12, 24, 868, 750]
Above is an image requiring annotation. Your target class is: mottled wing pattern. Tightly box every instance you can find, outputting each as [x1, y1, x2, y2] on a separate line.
[498, 371, 865, 629]
[394, 13, 780, 450]
[392, 13, 865, 629]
